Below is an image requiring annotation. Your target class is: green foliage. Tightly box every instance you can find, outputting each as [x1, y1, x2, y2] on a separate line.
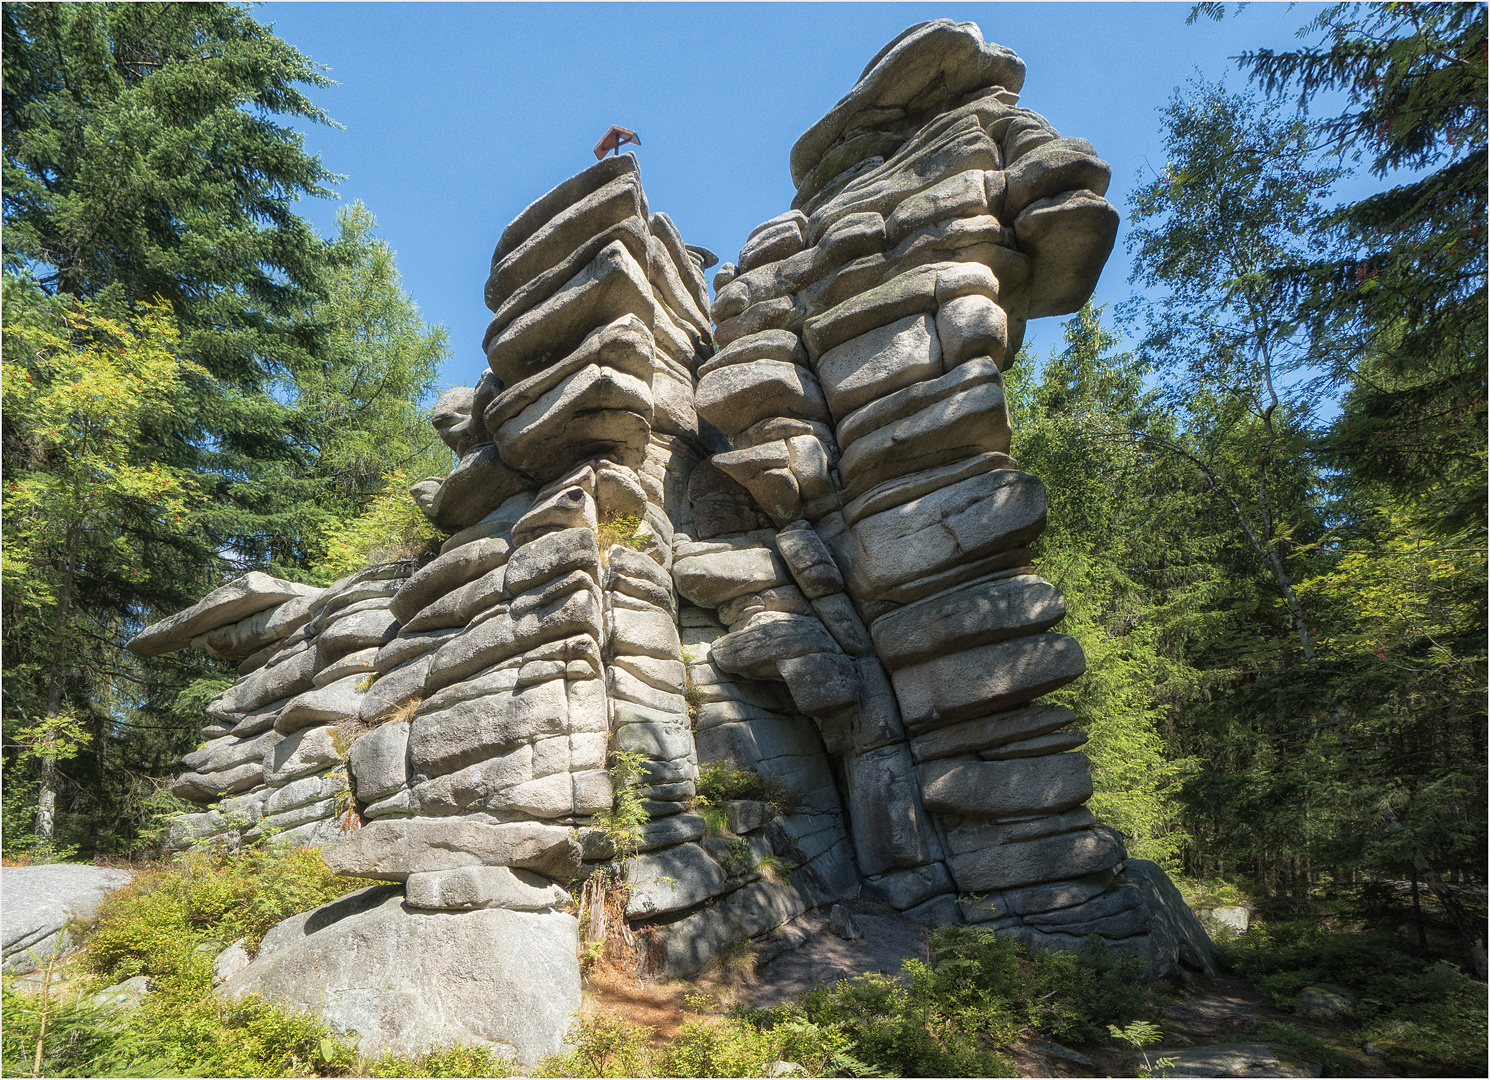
[1227, 2, 1488, 537]
[298, 202, 452, 518]
[3, 842, 368, 1078]
[2, 978, 181, 1078]
[534, 1016, 659, 1078]
[596, 514, 644, 556]
[2, 6, 453, 862]
[1101, 58, 1486, 906]
[1251, 1022, 1351, 1078]
[369, 1041, 515, 1078]
[683, 678, 707, 726]
[1220, 921, 1487, 1074]
[1007, 306, 1216, 867]
[367, 931, 1152, 1079]
[717, 838, 755, 879]
[1173, 876, 1251, 912]
[1, 286, 214, 855]
[1107, 1019, 1176, 1078]
[659, 1013, 876, 1079]
[695, 761, 800, 817]
[1127, 79, 1340, 665]
[3, 0, 342, 574]
[309, 463, 443, 582]
[735, 928, 1148, 1077]
[592, 750, 651, 862]
[88, 845, 367, 984]
[2, 972, 362, 1078]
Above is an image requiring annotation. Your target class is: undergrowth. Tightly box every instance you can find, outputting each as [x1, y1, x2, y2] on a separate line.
[7, 874, 1161, 1079]
[3, 844, 370, 1077]
[88, 845, 365, 972]
[529, 928, 1151, 1078]
[596, 513, 644, 556]
[15, 838, 1486, 1078]
[1218, 919, 1489, 1074]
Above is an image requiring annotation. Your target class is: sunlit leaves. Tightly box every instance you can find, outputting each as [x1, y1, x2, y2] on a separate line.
[1, 286, 207, 608]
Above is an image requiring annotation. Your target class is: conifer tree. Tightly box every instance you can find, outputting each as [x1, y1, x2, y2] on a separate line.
[1201, 1, 1488, 535]
[3, 0, 341, 586]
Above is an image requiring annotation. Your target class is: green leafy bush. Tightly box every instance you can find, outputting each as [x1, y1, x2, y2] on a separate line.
[724, 928, 1148, 1077]
[1219, 921, 1488, 1074]
[781, 969, 1013, 1077]
[534, 1016, 656, 1078]
[592, 750, 651, 862]
[695, 761, 801, 816]
[4, 844, 368, 1078]
[88, 845, 365, 986]
[1, 979, 175, 1078]
[596, 514, 644, 556]
[369, 1040, 515, 1077]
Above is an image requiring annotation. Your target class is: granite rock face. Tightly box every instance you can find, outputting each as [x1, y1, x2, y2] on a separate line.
[217, 886, 580, 1065]
[1, 865, 136, 974]
[140, 18, 1205, 1063]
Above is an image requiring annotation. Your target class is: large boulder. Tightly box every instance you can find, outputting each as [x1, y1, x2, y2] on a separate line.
[1119, 858, 1217, 978]
[2, 864, 135, 973]
[218, 885, 580, 1065]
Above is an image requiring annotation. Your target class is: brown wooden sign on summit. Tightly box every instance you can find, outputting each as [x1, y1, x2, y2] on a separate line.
[593, 124, 640, 160]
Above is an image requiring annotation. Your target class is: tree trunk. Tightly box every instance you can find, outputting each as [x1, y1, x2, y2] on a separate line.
[35, 520, 80, 843]
[1410, 870, 1427, 951]
[34, 755, 57, 843]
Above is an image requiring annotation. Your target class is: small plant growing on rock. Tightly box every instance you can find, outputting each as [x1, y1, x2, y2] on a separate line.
[755, 853, 797, 882]
[592, 750, 649, 862]
[696, 801, 730, 837]
[595, 513, 643, 556]
[683, 677, 706, 726]
[696, 761, 801, 816]
[719, 838, 754, 878]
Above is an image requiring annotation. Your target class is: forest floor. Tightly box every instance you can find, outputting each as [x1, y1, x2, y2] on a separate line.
[582, 897, 1413, 1077]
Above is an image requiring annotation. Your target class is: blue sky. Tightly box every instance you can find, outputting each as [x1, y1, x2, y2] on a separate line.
[258, 1, 1344, 394]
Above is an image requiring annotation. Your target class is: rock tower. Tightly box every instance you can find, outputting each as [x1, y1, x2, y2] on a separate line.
[128, 21, 1212, 1063]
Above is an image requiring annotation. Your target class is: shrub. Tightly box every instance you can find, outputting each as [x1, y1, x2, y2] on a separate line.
[1219, 921, 1488, 1074]
[596, 514, 644, 556]
[695, 761, 801, 817]
[784, 969, 1014, 1077]
[1, 843, 374, 1077]
[533, 1016, 655, 1078]
[368, 1041, 515, 1077]
[591, 750, 650, 862]
[88, 845, 365, 987]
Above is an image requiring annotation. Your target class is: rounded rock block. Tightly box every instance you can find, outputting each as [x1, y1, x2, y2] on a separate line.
[217, 886, 581, 1065]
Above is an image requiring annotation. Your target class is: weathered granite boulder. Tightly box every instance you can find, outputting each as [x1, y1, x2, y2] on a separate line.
[218, 885, 580, 1065]
[2, 864, 135, 973]
[140, 21, 1208, 1067]
[126, 573, 321, 658]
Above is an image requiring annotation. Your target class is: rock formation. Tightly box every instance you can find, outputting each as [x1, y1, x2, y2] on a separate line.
[127, 20, 1212, 1064]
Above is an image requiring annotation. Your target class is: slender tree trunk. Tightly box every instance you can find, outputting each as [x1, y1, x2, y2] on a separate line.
[35, 520, 81, 843]
[34, 756, 58, 843]
[1410, 870, 1427, 951]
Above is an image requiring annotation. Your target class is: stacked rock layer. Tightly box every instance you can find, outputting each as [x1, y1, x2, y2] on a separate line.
[689, 18, 1203, 972]
[130, 19, 1212, 1063]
